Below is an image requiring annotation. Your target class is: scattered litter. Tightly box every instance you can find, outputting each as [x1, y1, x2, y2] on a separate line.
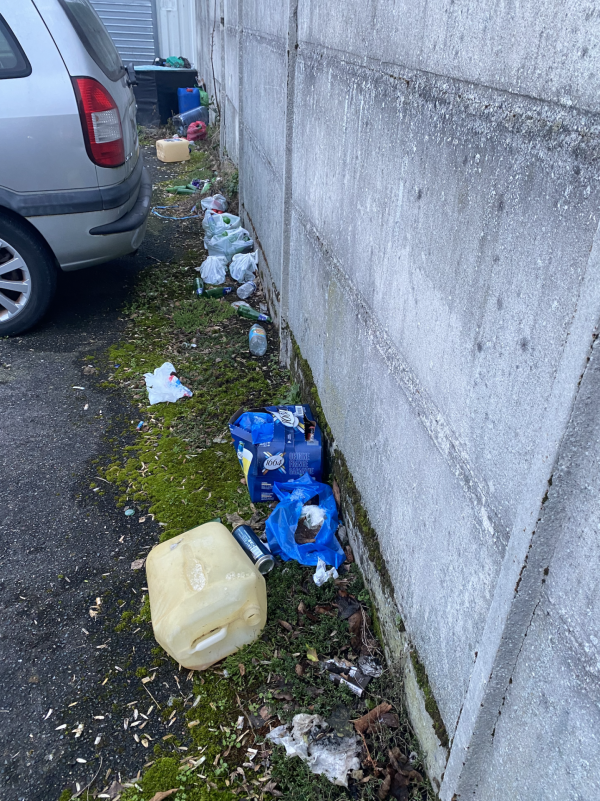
[205, 228, 253, 264]
[199, 255, 227, 285]
[267, 713, 360, 787]
[152, 205, 201, 221]
[43, 709, 53, 720]
[230, 251, 258, 282]
[358, 655, 383, 678]
[322, 657, 371, 696]
[265, 474, 344, 567]
[200, 194, 228, 212]
[144, 362, 192, 405]
[203, 210, 240, 238]
[237, 280, 256, 300]
[313, 558, 339, 587]
[72, 386, 85, 390]
[230, 406, 322, 502]
[131, 558, 146, 570]
[83, 404, 89, 411]
[156, 137, 190, 163]
[248, 323, 267, 356]
[145, 521, 267, 670]
[125, 509, 135, 517]
[136, 421, 144, 431]
[235, 304, 271, 323]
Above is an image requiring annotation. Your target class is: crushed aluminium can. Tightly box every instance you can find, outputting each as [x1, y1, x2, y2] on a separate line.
[231, 524, 275, 574]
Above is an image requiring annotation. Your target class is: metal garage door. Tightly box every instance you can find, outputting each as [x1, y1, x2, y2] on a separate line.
[89, 0, 157, 65]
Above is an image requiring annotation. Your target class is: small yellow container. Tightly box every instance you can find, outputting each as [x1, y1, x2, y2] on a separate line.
[145, 522, 267, 670]
[156, 137, 190, 162]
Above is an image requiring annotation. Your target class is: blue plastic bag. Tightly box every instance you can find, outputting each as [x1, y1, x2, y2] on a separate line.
[265, 474, 345, 568]
[235, 412, 275, 444]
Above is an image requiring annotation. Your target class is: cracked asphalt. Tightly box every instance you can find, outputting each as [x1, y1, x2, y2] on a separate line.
[0, 151, 184, 801]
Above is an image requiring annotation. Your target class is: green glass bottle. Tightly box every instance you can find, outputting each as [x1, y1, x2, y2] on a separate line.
[194, 276, 205, 297]
[204, 287, 233, 298]
[236, 305, 272, 323]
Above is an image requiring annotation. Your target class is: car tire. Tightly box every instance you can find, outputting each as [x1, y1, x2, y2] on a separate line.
[0, 213, 57, 337]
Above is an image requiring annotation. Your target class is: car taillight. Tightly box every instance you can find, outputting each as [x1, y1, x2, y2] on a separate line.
[72, 77, 125, 168]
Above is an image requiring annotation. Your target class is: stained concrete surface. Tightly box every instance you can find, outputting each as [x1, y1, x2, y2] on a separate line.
[0, 152, 175, 801]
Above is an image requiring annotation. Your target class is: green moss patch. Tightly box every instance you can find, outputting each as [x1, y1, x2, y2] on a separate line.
[410, 650, 449, 748]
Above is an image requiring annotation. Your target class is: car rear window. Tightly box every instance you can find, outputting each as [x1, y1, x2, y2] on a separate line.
[58, 0, 124, 82]
[0, 16, 31, 79]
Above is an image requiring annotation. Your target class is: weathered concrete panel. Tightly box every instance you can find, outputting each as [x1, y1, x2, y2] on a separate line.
[458, 338, 600, 800]
[298, 0, 600, 113]
[288, 210, 503, 733]
[241, 133, 283, 296]
[243, 0, 286, 39]
[293, 51, 600, 531]
[241, 31, 287, 177]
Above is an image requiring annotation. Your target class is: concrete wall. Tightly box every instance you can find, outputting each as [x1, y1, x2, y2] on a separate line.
[195, 1, 600, 797]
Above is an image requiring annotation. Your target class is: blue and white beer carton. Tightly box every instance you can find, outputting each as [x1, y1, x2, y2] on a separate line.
[229, 405, 323, 502]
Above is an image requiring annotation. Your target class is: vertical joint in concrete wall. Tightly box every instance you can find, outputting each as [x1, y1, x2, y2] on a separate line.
[219, 0, 225, 159]
[236, 0, 244, 237]
[278, 0, 299, 367]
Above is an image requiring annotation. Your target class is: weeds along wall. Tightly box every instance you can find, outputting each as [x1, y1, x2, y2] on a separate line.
[196, 2, 600, 798]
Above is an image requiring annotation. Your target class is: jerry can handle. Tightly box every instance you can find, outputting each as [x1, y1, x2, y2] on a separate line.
[192, 625, 228, 653]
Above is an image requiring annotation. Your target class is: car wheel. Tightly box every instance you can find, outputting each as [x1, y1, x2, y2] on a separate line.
[0, 214, 57, 336]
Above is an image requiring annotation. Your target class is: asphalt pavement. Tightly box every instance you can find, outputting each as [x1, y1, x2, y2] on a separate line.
[0, 153, 180, 801]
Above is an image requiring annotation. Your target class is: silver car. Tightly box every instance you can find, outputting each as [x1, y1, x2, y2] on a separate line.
[0, 0, 151, 336]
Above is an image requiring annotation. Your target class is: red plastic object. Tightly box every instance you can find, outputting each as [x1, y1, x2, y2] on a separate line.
[72, 77, 125, 167]
[187, 121, 207, 141]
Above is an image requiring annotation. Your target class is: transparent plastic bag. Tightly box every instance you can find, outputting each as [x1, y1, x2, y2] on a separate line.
[202, 210, 241, 238]
[205, 228, 253, 264]
[230, 251, 258, 282]
[200, 194, 228, 212]
[144, 362, 193, 405]
[200, 255, 227, 284]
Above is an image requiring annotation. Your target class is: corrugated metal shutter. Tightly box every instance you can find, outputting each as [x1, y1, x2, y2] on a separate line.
[89, 0, 156, 65]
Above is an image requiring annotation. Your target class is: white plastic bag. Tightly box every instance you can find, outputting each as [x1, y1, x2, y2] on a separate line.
[230, 251, 258, 282]
[200, 193, 228, 212]
[199, 255, 227, 284]
[144, 362, 193, 405]
[313, 557, 338, 587]
[205, 228, 253, 264]
[202, 210, 240, 237]
[302, 505, 327, 530]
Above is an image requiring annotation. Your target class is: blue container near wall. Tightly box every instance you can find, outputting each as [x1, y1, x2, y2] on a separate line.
[177, 87, 200, 114]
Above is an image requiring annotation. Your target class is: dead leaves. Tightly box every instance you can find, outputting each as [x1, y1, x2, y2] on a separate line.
[149, 791, 179, 801]
[353, 702, 393, 734]
[131, 558, 146, 571]
[278, 620, 293, 633]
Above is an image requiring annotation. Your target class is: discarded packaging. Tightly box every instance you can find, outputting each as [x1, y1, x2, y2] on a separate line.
[322, 657, 371, 696]
[235, 411, 274, 444]
[358, 655, 383, 678]
[200, 255, 227, 285]
[249, 323, 267, 356]
[265, 474, 345, 568]
[145, 521, 267, 670]
[156, 137, 190, 163]
[144, 362, 192, 405]
[205, 228, 253, 263]
[267, 713, 360, 787]
[201, 194, 228, 212]
[230, 405, 323, 502]
[231, 524, 274, 574]
[230, 251, 258, 282]
[313, 557, 339, 587]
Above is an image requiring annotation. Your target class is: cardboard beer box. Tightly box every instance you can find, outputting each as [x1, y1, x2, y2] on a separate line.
[229, 405, 323, 502]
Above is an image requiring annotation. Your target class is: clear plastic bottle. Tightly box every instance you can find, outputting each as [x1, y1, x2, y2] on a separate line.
[237, 281, 256, 300]
[249, 324, 267, 356]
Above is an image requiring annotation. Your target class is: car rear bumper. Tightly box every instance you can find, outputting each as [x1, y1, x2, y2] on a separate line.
[89, 168, 152, 235]
[27, 164, 152, 271]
